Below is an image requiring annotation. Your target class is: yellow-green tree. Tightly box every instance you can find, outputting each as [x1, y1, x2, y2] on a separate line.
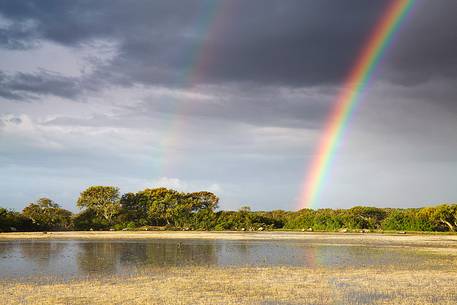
[77, 186, 121, 225]
[22, 198, 72, 230]
[432, 204, 457, 231]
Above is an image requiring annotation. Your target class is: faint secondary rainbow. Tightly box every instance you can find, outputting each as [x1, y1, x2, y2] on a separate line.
[156, 0, 233, 177]
[298, 0, 414, 210]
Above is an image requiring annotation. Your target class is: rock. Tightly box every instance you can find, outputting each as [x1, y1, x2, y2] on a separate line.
[362, 229, 370, 233]
[89, 228, 94, 231]
[397, 231, 406, 234]
[122, 228, 129, 231]
[301, 228, 305, 232]
[258, 227, 264, 231]
[339, 228, 348, 233]
[241, 228, 246, 231]
[10, 227, 17, 232]
[307, 227, 313, 232]
[109, 228, 115, 231]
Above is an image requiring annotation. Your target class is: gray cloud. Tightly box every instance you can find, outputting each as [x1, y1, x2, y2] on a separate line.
[1, 0, 454, 90]
[0, 0, 455, 107]
[0, 1, 456, 210]
[0, 70, 81, 100]
[383, 1, 457, 84]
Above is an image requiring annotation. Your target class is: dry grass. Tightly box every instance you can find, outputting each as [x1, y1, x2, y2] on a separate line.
[1, 266, 457, 305]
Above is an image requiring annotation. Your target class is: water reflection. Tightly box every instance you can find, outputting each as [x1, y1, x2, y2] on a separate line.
[77, 242, 120, 275]
[0, 239, 449, 280]
[76, 241, 218, 275]
[118, 241, 217, 267]
[19, 241, 67, 268]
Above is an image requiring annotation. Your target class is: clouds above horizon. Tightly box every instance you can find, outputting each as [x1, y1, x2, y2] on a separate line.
[0, 0, 456, 211]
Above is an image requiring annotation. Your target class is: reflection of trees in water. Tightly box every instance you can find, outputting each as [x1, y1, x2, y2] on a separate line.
[19, 241, 66, 267]
[235, 241, 249, 254]
[0, 242, 14, 257]
[310, 245, 434, 269]
[76, 242, 121, 275]
[75, 241, 218, 275]
[118, 241, 218, 267]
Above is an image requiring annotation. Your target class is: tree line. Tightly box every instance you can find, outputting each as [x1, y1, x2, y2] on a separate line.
[1, 185, 456, 232]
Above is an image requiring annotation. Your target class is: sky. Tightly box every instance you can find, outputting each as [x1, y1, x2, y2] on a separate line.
[0, 0, 456, 212]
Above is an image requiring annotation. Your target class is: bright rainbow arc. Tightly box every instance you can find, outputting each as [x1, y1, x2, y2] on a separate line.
[298, 0, 414, 210]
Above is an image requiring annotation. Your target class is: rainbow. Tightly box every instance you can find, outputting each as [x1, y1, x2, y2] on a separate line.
[156, 0, 233, 177]
[298, 0, 414, 209]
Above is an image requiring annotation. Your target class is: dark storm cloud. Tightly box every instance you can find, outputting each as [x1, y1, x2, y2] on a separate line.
[135, 85, 336, 129]
[385, 1, 457, 84]
[0, 0, 454, 136]
[106, 0, 388, 87]
[0, 0, 393, 88]
[0, 23, 38, 49]
[0, 1, 455, 90]
[0, 71, 81, 100]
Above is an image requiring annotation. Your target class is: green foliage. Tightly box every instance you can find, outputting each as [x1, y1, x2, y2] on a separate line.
[77, 186, 121, 224]
[22, 198, 72, 231]
[120, 192, 149, 226]
[1, 186, 456, 233]
[284, 209, 314, 230]
[117, 188, 219, 229]
[381, 209, 437, 231]
[343, 206, 386, 229]
[431, 204, 457, 231]
[283, 205, 453, 232]
[0, 207, 32, 231]
[72, 209, 109, 231]
[212, 207, 285, 231]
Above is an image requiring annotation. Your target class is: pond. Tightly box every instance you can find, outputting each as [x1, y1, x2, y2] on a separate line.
[0, 239, 451, 280]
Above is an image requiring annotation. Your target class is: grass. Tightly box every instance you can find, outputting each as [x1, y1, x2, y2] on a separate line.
[1, 266, 457, 305]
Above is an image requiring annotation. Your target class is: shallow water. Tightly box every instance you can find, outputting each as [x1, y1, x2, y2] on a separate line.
[0, 239, 451, 280]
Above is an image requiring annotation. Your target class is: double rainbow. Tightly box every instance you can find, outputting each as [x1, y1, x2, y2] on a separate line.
[298, 0, 414, 209]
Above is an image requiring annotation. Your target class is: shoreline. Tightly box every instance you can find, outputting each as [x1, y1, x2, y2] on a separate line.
[1, 231, 457, 249]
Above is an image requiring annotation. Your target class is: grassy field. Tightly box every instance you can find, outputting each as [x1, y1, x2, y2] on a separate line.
[1, 266, 457, 305]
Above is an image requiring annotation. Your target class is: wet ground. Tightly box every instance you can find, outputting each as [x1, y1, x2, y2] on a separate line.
[0, 238, 454, 280]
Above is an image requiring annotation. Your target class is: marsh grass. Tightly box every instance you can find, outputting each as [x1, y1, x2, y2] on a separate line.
[1, 266, 457, 305]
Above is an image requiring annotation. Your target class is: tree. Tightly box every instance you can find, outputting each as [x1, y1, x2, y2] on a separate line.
[132, 188, 172, 226]
[0, 208, 32, 232]
[432, 204, 457, 231]
[415, 207, 438, 231]
[120, 192, 149, 226]
[77, 186, 121, 224]
[146, 188, 186, 227]
[381, 209, 410, 231]
[72, 209, 108, 230]
[187, 192, 219, 229]
[189, 192, 219, 211]
[22, 198, 72, 230]
[345, 206, 387, 229]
